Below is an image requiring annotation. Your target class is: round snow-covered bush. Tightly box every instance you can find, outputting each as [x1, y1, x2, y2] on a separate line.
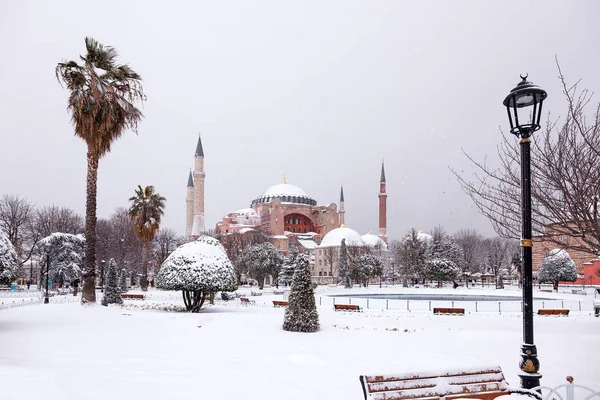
[157, 236, 237, 312]
[0, 231, 18, 285]
[539, 248, 577, 291]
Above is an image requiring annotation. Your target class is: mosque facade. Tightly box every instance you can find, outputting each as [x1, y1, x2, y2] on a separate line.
[184, 137, 390, 283]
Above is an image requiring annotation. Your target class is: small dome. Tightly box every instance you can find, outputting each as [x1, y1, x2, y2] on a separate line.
[320, 226, 364, 248]
[234, 208, 258, 217]
[417, 231, 433, 242]
[361, 233, 388, 251]
[251, 182, 317, 207]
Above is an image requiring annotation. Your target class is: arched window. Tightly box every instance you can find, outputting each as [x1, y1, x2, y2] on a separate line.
[319, 271, 322, 276]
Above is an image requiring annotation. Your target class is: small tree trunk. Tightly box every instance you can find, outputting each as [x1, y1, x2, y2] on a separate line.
[141, 242, 149, 291]
[553, 280, 559, 292]
[82, 150, 99, 304]
[73, 286, 78, 296]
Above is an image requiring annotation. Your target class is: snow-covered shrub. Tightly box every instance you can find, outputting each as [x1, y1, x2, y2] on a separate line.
[424, 258, 459, 287]
[283, 253, 319, 333]
[102, 259, 123, 306]
[238, 242, 283, 289]
[349, 253, 382, 286]
[37, 233, 84, 285]
[539, 249, 577, 291]
[0, 231, 18, 285]
[156, 236, 237, 312]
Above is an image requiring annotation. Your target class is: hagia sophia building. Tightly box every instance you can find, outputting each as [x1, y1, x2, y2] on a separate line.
[185, 136, 390, 284]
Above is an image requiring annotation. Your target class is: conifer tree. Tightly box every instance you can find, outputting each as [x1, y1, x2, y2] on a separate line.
[101, 258, 123, 306]
[279, 248, 297, 287]
[119, 269, 128, 293]
[283, 253, 319, 333]
[338, 239, 350, 288]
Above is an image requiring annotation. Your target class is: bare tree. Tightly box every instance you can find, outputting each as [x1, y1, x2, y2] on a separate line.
[153, 228, 178, 266]
[453, 63, 600, 255]
[454, 229, 486, 286]
[482, 237, 513, 281]
[322, 247, 338, 280]
[35, 205, 84, 237]
[0, 194, 34, 247]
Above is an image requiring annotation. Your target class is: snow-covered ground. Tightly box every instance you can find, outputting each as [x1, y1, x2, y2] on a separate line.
[1, 286, 598, 399]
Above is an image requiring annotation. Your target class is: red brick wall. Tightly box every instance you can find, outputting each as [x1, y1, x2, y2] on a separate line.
[532, 235, 596, 275]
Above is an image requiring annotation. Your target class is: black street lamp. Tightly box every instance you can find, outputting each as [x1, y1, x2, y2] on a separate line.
[44, 248, 50, 304]
[503, 74, 547, 390]
[100, 259, 106, 292]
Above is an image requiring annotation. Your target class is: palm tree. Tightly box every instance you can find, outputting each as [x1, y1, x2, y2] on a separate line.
[56, 38, 145, 303]
[128, 185, 166, 291]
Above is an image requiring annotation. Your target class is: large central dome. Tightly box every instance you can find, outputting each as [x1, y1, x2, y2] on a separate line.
[251, 183, 317, 207]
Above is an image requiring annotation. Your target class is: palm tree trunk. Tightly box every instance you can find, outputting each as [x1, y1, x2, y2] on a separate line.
[81, 150, 99, 303]
[141, 241, 148, 291]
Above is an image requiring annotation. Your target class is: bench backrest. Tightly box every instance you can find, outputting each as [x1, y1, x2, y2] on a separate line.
[240, 298, 250, 302]
[433, 307, 465, 314]
[360, 366, 508, 400]
[334, 304, 360, 310]
[538, 309, 569, 316]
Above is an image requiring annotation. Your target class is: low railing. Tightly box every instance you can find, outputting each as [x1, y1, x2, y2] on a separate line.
[526, 376, 600, 400]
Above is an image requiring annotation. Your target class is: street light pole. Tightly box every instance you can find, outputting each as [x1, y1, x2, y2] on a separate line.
[44, 251, 50, 304]
[503, 74, 547, 390]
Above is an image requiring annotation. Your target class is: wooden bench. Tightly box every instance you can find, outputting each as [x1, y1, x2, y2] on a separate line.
[334, 304, 360, 311]
[540, 289, 553, 293]
[571, 289, 586, 295]
[537, 309, 569, 316]
[121, 293, 145, 300]
[359, 365, 510, 400]
[240, 297, 255, 305]
[250, 291, 263, 296]
[272, 289, 284, 295]
[433, 307, 465, 315]
[273, 300, 289, 307]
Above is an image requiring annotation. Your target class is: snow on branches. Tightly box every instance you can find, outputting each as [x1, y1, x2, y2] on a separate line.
[424, 258, 459, 286]
[156, 236, 237, 312]
[0, 231, 18, 285]
[238, 242, 283, 289]
[38, 232, 84, 284]
[102, 259, 123, 306]
[539, 248, 577, 291]
[283, 252, 319, 333]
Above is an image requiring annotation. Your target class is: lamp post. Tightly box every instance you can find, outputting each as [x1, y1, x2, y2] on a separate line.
[503, 74, 547, 389]
[100, 260, 106, 292]
[44, 248, 50, 304]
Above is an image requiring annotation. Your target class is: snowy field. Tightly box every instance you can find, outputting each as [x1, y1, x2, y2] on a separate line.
[1, 286, 598, 400]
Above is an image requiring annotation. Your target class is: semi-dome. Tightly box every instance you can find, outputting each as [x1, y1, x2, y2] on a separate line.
[417, 231, 433, 242]
[251, 182, 317, 207]
[361, 233, 388, 251]
[319, 226, 364, 248]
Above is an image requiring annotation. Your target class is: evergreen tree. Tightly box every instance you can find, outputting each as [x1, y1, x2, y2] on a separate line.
[349, 253, 382, 286]
[283, 253, 319, 333]
[423, 258, 459, 287]
[101, 258, 123, 306]
[338, 239, 350, 288]
[119, 269, 128, 293]
[38, 233, 84, 286]
[398, 229, 428, 285]
[0, 231, 18, 285]
[239, 242, 283, 289]
[279, 248, 298, 287]
[539, 249, 577, 291]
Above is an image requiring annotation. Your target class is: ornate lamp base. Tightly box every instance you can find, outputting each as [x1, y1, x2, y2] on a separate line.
[519, 343, 542, 389]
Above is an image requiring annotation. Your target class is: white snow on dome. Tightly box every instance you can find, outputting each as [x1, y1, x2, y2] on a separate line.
[417, 231, 433, 242]
[319, 226, 364, 248]
[361, 234, 388, 251]
[262, 183, 308, 198]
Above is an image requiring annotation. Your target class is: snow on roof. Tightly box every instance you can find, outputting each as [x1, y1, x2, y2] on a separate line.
[262, 183, 307, 198]
[238, 228, 255, 234]
[361, 233, 388, 251]
[319, 226, 364, 248]
[298, 240, 318, 250]
[272, 235, 289, 240]
[234, 208, 258, 217]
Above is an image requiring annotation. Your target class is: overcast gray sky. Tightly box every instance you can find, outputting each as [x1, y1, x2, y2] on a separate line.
[1, 1, 599, 240]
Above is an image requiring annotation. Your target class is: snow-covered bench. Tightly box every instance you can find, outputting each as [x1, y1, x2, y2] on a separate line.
[334, 304, 360, 312]
[272, 289, 284, 295]
[250, 291, 263, 296]
[240, 297, 255, 305]
[359, 365, 513, 400]
[122, 293, 145, 300]
[433, 307, 465, 315]
[273, 301, 288, 307]
[571, 289, 586, 295]
[537, 309, 569, 316]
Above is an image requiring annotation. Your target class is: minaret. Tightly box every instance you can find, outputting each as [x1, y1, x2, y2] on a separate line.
[191, 135, 205, 237]
[378, 160, 387, 243]
[185, 170, 194, 239]
[339, 185, 345, 227]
